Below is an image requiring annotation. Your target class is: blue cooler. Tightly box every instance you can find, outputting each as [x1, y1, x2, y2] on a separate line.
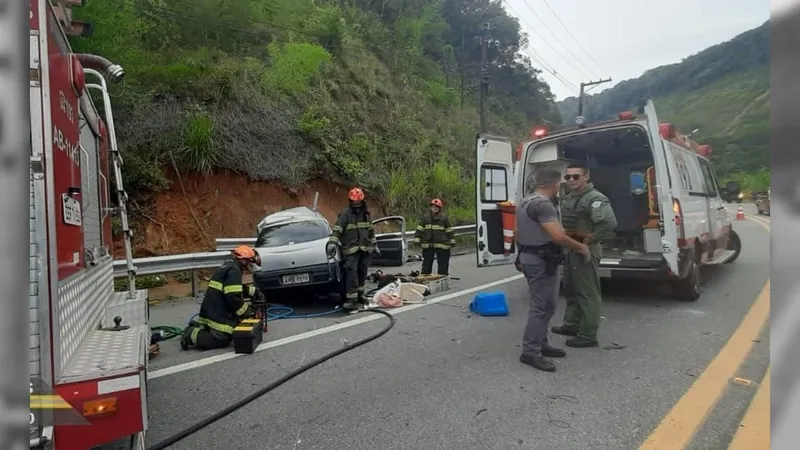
[470, 292, 509, 317]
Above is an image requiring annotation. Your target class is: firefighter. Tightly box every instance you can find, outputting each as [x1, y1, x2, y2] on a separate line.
[330, 187, 380, 310]
[180, 245, 262, 351]
[413, 198, 456, 276]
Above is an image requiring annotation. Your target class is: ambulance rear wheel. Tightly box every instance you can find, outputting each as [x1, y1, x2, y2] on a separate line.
[672, 261, 700, 302]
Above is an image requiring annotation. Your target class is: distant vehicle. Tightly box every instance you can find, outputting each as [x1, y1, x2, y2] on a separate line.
[250, 207, 407, 299]
[754, 189, 770, 215]
[476, 100, 742, 302]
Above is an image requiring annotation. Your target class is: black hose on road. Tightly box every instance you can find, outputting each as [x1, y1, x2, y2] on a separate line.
[146, 309, 396, 450]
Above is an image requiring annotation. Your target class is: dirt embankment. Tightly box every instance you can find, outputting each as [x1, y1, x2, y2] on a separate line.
[118, 171, 386, 258]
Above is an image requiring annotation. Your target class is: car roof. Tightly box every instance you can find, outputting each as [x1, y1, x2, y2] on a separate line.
[257, 207, 328, 231]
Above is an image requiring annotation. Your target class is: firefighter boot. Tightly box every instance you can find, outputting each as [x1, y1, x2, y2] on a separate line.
[180, 326, 196, 351]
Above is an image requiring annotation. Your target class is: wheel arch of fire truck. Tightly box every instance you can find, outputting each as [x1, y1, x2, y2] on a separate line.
[30, 1, 150, 449]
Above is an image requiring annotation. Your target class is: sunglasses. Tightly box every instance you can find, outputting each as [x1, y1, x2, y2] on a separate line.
[564, 174, 583, 181]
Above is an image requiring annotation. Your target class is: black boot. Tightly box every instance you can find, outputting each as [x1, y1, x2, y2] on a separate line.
[566, 336, 599, 348]
[180, 327, 195, 351]
[551, 325, 579, 337]
[519, 354, 556, 372]
[541, 344, 566, 358]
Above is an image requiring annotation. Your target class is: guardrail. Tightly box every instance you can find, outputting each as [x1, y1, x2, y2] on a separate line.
[113, 223, 478, 295]
[214, 224, 478, 251]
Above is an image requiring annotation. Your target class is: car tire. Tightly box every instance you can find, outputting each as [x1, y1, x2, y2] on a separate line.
[672, 260, 701, 302]
[724, 229, 742, 264]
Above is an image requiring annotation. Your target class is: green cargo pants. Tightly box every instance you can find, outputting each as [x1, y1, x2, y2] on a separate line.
[561, 251, 602, 340]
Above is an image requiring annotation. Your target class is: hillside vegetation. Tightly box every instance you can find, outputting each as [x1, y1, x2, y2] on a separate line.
[557, 22, 769, 192]
[71, 0, 560, 225]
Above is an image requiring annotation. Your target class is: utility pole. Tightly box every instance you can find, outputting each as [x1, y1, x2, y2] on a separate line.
[479, 22, 490, 134]
[577, 78, 612, 117]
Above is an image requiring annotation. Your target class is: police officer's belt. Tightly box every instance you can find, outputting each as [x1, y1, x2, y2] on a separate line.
[520, 243, 562, 262]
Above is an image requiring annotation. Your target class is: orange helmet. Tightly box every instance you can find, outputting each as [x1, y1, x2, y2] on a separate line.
[232, 245, 261, 266]
[431, 198, 443, 208]
[348, 187, 365, 202]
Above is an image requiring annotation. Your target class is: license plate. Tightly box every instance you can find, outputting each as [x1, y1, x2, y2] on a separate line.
[61, 194, 82, 226]
[282, 273, 310, 285]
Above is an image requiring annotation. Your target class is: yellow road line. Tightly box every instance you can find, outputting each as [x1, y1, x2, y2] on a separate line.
[640, 215, 770, 449]
[639, 281, 770, 450]
[728, 367, 770, 450]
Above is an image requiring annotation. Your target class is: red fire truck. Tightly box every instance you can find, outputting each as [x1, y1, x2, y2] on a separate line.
[30, 0, 150, 448]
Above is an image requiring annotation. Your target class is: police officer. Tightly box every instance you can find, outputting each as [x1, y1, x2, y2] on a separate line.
[180, 245, 261, 351]
[330, 187, 380, 310]
[517, 169, 590, 372]
[414, 198, 456, 276]
[551, 163, 618, 348]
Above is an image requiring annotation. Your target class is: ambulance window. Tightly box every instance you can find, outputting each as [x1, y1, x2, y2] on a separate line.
[480, 166, 508, 202]
[698, 159, 719, 197]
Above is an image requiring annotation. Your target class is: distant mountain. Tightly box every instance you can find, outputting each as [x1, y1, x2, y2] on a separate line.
[556, 22, 769, 176]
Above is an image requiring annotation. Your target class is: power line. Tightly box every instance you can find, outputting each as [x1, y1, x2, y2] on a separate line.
[518, 0, 599, 79]
[538, 0, 608, 76]
[500, 1, 579, 94]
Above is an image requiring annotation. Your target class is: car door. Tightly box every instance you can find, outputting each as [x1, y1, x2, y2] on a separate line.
[475, 134, 518, 267]
[371, 216, 407, 267]
[697, 158, 730, 252]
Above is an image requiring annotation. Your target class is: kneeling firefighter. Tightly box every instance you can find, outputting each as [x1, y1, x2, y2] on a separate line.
[181, 245, 263, 351]
[413, 198, 455, 276]
[330, 187, 379, 310]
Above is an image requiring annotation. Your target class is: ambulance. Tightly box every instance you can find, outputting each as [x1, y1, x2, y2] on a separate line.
[476, 100, 742, 301]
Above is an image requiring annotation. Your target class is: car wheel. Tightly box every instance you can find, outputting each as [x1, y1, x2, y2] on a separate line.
[724, 229, 742, 264]
[672, 261, 700, 302]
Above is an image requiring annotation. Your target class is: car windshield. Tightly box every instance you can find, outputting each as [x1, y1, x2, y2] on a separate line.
[255, 220, 330, 248]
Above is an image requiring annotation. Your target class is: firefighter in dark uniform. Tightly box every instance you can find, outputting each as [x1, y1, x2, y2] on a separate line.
[413, 198, 456, 275]
[330, 187, 380, 310]
[180, 245, 261, 351]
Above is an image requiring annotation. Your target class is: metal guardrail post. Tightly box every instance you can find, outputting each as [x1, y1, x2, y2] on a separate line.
[191, 270, 199, 298]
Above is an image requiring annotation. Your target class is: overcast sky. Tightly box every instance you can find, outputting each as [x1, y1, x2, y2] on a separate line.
[502, 0, 771, 100]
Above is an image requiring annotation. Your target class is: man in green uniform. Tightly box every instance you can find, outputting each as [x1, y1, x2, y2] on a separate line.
[551, 163, 618, 347]
[413, 198, 456, 276]
[330, 187, 380, 310]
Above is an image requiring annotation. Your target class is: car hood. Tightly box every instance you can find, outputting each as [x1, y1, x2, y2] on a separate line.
[253, 238, 330, 272]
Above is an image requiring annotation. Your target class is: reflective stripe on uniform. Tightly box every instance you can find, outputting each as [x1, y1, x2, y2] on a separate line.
[196, 316, 234, 334]
[423, 224, 445, 230]
[234, 302, 249, 316]
[208, 280, 223, 291]
[224, 284, 243, 294]
[342, 245, 375, 256]
[346, 292, 358, 299]
[190, 327, 200, 344]
[433, 243, 451, 249]
[344, 221, 373, 230]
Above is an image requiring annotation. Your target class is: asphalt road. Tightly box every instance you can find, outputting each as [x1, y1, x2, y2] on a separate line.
[127, 205, 771, 450]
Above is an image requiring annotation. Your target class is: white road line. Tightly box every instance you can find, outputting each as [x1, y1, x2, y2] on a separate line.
[149, 273, 525, 379]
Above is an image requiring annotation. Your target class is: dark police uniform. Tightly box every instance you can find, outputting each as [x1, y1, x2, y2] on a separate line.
[555, 182, 617, 345]
[413, 211, 456, 275]
[516, 194, 563, 359]
[183, 260, 257, 350]
[330, 205, 378, 305]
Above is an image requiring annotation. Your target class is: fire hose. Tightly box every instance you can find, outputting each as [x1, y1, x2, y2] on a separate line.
[145, 308, 395, 450]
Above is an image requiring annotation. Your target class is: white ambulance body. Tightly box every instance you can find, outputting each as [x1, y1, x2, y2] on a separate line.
[476, 100, 742, 301]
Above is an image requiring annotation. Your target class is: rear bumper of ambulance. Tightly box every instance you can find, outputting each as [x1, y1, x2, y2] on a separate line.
[597, 257, 672, 280]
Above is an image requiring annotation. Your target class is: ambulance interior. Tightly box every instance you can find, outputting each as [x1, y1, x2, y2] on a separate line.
[523, 124, 663, 258]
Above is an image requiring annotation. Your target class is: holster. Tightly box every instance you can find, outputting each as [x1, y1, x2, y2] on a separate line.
[521, 243, 564, 276]
[566, 231, 587, 243]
